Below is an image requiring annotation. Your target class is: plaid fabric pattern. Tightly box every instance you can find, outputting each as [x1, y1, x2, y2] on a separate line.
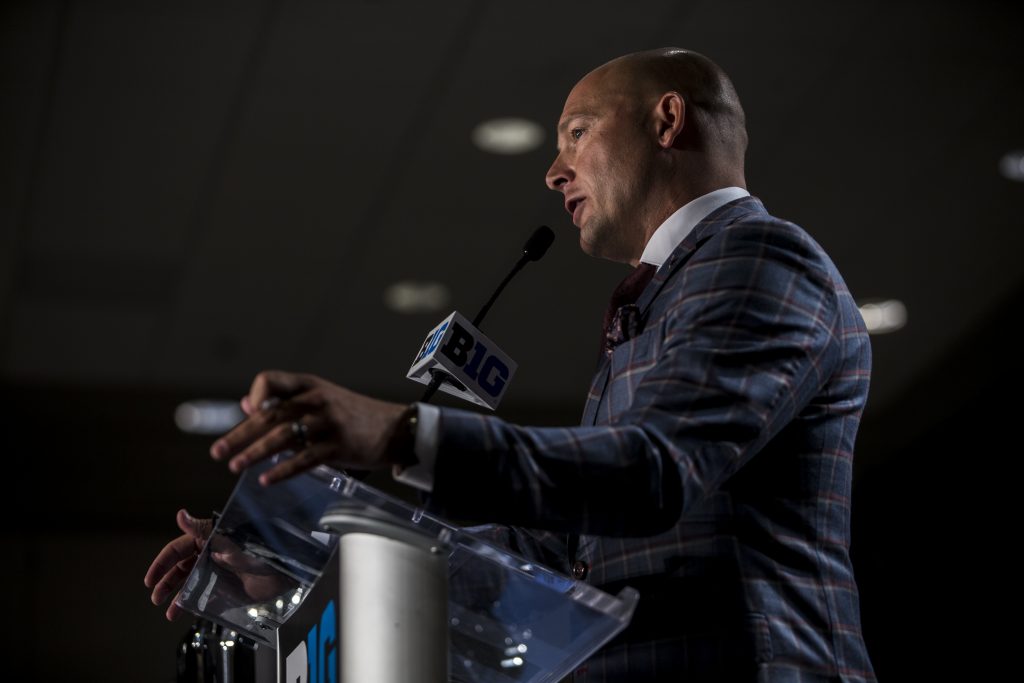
[431, 197, 876, 682]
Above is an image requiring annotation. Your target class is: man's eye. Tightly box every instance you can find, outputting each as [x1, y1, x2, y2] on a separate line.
[570, 128, 585, 141]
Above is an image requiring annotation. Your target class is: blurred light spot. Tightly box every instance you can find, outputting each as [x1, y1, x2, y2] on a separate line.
[999, 150, 1024, 182]
[472, 117, 545, 155]
[384, 280, 450, 314]
[859, 300, 907, 334]
[175, 400, 244, 435]
[500, 657, 524, 668]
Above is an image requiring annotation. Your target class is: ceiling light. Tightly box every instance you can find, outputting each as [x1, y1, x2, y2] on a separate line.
[384, 280, 450, 314]
[858, 300, 907, 335]
[175, 400, 244, 435]
[999, 150, 1024, 182]
[471, 117, 545, 155]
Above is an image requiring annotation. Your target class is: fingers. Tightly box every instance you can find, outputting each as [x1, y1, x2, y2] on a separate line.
[175, 508, 213, 540]
[166, 594, 186, 621]
[259, 442, 334, 487]
[144, 533, 200, 590]
[208, 532, 265, 575]
[210, 547, 265, 575]
[210, 396, 305, 463]
[225, 414, 325, 474]
[151, 556, 197, 607]
[145, 509, 214, 620]
[245, 370, 314, 418]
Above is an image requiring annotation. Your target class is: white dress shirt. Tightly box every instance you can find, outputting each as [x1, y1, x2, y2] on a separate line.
[639, 186, 749, 269]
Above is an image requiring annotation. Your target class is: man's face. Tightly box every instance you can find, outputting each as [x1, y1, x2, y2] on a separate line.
[546, 68, 655, 264]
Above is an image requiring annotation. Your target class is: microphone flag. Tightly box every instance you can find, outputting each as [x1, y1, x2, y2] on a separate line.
[406, 311, 517, 410]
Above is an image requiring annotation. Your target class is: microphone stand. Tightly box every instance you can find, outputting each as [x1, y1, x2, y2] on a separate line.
[419, 226, 553, 404]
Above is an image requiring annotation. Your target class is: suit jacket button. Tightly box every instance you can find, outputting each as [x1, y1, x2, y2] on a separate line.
[571, 560, 588, 580]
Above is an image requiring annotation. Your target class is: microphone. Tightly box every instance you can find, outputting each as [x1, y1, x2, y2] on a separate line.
[406, 226, 555, 408]
[472, 225, 554, 327]
[523, 224, 555, 261]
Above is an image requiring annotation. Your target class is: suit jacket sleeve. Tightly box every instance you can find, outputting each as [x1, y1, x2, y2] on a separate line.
[429, 218, 843, 537]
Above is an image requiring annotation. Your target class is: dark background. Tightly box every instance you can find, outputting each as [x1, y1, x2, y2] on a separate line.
[2, 1, 1021, 680]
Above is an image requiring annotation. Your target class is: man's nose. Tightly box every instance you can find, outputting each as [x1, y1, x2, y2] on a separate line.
[545, 153, 573, 191]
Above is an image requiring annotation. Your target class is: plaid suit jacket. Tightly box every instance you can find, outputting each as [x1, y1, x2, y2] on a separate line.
[429, 197, 876, 681]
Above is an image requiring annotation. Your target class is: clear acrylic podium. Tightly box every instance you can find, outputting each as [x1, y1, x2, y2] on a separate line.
[176, 455, 638, 682]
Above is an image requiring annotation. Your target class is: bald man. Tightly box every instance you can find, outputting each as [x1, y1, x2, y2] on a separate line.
[148, 49, 876, 681]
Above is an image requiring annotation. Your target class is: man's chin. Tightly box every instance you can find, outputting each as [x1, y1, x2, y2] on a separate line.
[579, 231, 630, 264]
[578, 231, 602, 258]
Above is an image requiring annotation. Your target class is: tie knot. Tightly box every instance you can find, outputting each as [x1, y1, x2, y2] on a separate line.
[608, 262, 657, 311]
[601, 263, 657, 357]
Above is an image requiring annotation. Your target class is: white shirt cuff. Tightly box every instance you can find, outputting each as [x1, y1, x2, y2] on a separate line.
[392, 402, 439, 492]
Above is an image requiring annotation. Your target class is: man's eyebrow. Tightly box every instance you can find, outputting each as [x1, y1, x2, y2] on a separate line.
[557, 111, 596, 133]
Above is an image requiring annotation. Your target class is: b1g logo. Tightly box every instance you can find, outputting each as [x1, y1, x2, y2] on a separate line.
[412, 320, 449, 365]
[439, 321, 509, 397]
[406, 311, 517, 410]
[283, 600, 337, 683]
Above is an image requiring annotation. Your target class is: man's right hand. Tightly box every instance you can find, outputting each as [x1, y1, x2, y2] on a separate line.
[144, 509, 212, 621]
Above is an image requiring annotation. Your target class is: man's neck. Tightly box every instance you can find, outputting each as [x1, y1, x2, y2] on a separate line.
[635, 172, 747, 259]
[635, 186, 751, 268]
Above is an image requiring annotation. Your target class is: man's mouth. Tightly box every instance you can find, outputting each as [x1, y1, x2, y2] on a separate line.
[565, 197, 585, 224]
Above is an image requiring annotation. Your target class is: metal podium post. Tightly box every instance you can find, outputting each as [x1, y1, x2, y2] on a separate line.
[320, 506, 449, 683]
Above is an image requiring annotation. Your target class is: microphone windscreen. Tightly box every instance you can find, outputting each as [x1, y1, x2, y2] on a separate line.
[523, 225, 555, 261]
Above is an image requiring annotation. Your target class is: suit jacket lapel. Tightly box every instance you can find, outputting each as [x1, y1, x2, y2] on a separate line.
[579, 196, 769, 427]
[634, 196, 768, 316]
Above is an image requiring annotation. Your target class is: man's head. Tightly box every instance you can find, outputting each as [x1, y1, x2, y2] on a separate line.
[545, 48, 748, 264]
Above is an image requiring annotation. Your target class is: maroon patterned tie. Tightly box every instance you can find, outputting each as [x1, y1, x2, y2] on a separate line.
[601, 262, 656, 357]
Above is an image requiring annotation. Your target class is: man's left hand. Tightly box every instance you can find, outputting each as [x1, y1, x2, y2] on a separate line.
[209, 370, 411, 486]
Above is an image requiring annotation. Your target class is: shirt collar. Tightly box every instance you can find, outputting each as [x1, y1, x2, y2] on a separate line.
[639, 186, 750, 269]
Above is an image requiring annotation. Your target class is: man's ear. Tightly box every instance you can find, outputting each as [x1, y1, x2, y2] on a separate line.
[653, 92, 686, 149]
